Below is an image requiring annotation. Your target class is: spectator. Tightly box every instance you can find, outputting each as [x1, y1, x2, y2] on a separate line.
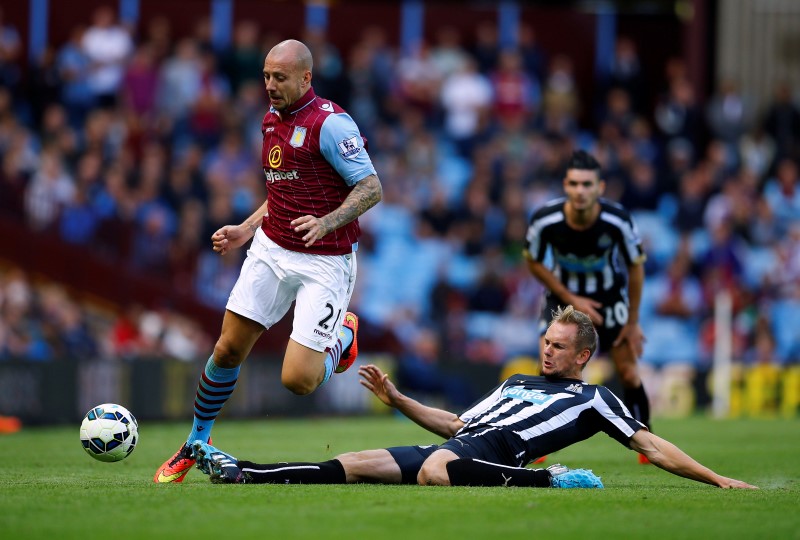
[57, 25, 94, 129]
[762, 157, 800, 237]
[739, 127, 775, 179]
[0, 7, 21, 92]
[707, 79, 753, 148]
[490, 48, 540, 128]
[81, 6, 133, 108]
[122, 44, 161, 125]
[440, 56, 492, 158]
[540, 54, 578, 137]
[219, 20, 263, 95]
[24, 148, 76, 231]
[188, 50, 230, 148]
[470, 21, 500, 75]
[27, 47, 62, 128]
[654, 77, 704, 154]
[603, 37, 647, 114]
[58, 152, 104, 244]
[619, 158, 661, 211]
[518, 24, 547, 83]
[429, 26, 469, 80]
[395, 40, 443, 117]
[763, 83, 800, 160]
[156, 38, 202, 145]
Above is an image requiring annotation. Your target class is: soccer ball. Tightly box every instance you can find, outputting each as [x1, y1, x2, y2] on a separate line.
[79, 403, 139, 462]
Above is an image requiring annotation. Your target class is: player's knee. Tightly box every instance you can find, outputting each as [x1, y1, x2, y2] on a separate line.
[212, 341, 246, 369]
[281, 372, 318, 395]
[417, 462, 449, 486]
[618, 364, 640, 387]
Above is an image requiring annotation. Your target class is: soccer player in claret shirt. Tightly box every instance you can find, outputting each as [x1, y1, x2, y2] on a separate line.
[154, 39, 382, 483]
[524, 150, 651, 463]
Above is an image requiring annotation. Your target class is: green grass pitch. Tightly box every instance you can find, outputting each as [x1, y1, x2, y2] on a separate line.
[1, 415, 797, 539]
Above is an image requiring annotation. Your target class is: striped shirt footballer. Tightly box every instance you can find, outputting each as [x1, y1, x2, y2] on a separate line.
[453, 373, 646, 467]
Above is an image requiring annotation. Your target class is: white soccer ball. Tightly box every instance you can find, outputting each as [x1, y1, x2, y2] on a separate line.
[79, 403, 139, 462]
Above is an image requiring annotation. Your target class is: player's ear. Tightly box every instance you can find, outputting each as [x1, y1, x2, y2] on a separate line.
[598, 179, 606, 195]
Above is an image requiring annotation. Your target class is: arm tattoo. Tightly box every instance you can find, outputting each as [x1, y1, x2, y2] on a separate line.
[320, 174, 382, 234]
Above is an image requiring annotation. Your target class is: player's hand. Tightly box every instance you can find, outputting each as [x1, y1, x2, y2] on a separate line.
[211, 224, 253, 255]
[718, 477, 759, 489]
[570, 296, 604, 326]
[613, 322, 645, 358]
[291, 215, 330, 248]
[358, 364, 401, 407]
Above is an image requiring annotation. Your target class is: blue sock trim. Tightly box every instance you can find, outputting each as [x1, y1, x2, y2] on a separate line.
[205, 356, 240, 382]
[321, 355, 334, 386]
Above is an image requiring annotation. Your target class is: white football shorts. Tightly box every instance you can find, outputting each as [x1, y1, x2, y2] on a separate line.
[226, 228, 357, 352]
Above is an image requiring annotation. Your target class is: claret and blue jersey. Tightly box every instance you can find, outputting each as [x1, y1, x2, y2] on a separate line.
[260, 87, 377, 255]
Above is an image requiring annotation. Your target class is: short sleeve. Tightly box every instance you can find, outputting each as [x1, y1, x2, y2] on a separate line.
[319, 113, 377, 186]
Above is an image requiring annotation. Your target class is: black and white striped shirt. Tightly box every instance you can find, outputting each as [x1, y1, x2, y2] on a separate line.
[524, 198, 645, 299]
[456, 374, 646, 465]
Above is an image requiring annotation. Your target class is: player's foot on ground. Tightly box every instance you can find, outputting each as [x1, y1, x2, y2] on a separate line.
[533, 455, 547, 464]
[638, 453, 651, 465]
[192, 440, 247, 484]
[153, 437, 212, 483]
[154, 442, 196, 483]
[335, 312, 359, 373]
[547, 463, 604, 489]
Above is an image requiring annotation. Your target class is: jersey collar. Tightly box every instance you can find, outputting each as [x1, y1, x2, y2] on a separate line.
[286, 87, 317, 115]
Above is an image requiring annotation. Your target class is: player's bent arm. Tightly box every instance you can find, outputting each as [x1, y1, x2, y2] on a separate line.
[525, 256, 576, 305]
[630, 430, 758, 489]
[319, 174, 382, 236]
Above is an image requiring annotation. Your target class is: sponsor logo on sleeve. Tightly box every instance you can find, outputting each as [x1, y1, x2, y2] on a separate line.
[337, 136, 362, 160]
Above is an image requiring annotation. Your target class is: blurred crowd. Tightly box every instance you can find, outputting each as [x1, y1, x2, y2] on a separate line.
[1, 6, 799, 391]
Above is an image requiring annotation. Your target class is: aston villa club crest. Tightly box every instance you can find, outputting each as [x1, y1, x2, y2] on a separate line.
[290, 126, 307, 148]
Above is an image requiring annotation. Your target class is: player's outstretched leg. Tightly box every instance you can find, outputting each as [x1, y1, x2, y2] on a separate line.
[547, 463, 604, 488]
[192, 440, 247, 484]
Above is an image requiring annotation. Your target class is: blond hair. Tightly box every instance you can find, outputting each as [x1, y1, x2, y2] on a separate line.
[549, 305, 598, 359]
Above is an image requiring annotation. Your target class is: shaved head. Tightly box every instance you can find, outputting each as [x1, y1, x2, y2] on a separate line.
[268, 39, 313, 72]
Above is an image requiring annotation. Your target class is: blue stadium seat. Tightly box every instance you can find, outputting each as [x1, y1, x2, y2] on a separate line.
[770, 300, 800, 364]
[632, 211, 679, 269]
